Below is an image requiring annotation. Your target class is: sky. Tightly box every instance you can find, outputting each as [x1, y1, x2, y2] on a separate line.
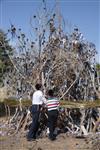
[0, 0, 100, 63]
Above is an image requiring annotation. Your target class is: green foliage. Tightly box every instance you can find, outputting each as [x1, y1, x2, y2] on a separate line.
[0, 29, 13, 85]
[96, 63, 100, 70]
[96, 63, 100, 77]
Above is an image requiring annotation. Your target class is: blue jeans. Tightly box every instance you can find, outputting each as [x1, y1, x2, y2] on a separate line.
[27, 105, 40, 139]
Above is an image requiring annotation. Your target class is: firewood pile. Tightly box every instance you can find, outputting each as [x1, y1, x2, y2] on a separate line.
[4, 23, 100, 100]
[0, 0, 100, 138]
[0, 101, 100, 137]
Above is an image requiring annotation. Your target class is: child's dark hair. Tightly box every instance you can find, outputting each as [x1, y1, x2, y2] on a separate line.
[48, 89, 54, 97]
[35, 83, 42, 90]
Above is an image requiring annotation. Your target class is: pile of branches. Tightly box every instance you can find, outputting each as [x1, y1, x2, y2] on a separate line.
[0, 103, 100, 137]
[4, 24, 100, 100]
[2, 0, 99, 100]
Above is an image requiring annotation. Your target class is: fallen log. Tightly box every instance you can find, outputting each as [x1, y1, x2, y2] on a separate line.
[3, 99, 100, 108]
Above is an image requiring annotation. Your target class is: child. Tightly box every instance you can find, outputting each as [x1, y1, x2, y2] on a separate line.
[46, 89, 59, 141]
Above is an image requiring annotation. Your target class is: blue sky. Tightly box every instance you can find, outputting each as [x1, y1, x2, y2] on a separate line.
[0, 0, 100, 63]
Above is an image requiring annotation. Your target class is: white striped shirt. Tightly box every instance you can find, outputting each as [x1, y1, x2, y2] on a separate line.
[46, 97, 59, 111]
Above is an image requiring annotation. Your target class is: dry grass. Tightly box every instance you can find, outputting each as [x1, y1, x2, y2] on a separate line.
[0, 87, 8, 102]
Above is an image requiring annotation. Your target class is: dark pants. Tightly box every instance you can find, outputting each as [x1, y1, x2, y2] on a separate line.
[27, 105, 41, 139]
[47, 110, 58, 139]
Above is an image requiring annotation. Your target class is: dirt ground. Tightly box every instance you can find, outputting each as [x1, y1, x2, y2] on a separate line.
[1, 132, 98, 150]
[0, 117, 100, 150]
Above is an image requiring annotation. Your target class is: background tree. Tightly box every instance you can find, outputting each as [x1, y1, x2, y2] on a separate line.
[0, 29, 13, 86]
